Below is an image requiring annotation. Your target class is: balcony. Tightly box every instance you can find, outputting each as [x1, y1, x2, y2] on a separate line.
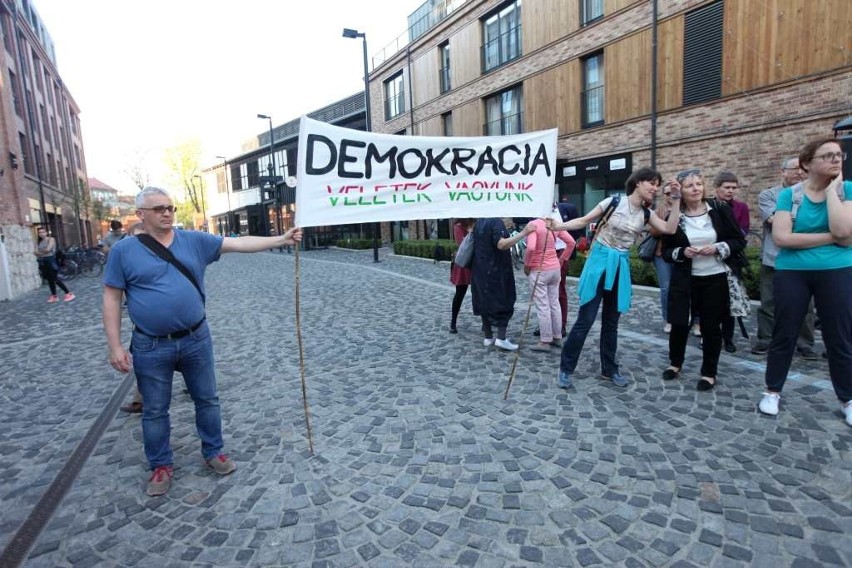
[483, 112, 524, 136]
[372, 0, 468, 68]
[482, 25, 522, 73]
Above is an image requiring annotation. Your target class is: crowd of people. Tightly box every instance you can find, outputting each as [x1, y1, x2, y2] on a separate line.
[448, 137, 852, 429]
[31, 137, 847, 498]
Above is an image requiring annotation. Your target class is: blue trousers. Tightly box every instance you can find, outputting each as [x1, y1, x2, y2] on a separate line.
[560, 274, 621, 377]
[652, 255, 671, 323]
[131, 321, 224, 469]
[765, 268, 852, 402]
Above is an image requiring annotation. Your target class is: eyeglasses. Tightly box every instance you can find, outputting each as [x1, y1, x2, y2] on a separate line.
[814, 152, 846, 162]
[676, 168, 700, 182]
[138, 205, 175, 214]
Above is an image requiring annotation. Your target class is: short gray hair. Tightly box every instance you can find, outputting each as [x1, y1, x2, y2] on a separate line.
[780, 157, 798, 170]
[136, 186, 171, 208]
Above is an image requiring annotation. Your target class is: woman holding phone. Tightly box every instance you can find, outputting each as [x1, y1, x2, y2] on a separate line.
[546, 167, 681, 389]
[659, 170, 746, 391]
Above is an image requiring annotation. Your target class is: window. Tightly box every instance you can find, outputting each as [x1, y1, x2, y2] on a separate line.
[482, 0, 522, 72]
[230, 164, 242, 191]
[20, 132, 33, 175]
[32, 50, 43, 91]
[39, 104, 49, 144]
[442, 112, 453, 136]
[384, 71, 405, 120]
[2, 14, 14, 53]
[8, 69, 22, 117]
[581, 52, 604, 127]
[580, 0, 604, 26]
[439, 42, 451, 93]
[683, 0, 723, 105]
[484, 86, 523, 135]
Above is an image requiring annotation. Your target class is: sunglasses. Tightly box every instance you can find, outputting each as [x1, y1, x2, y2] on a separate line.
[676, 168, 701, 182]
[139, 205, 175, 214]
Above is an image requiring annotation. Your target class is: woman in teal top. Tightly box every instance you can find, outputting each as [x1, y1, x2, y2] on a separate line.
[759, 137, 852, 428]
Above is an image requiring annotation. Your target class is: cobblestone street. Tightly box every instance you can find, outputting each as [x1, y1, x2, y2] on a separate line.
[1, 248, 850, 567]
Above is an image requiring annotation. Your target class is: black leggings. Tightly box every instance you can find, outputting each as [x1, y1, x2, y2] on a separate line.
[41, 260, 69, 295]
[451, 285, 468, 326]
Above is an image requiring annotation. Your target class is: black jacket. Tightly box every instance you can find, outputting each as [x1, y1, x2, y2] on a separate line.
[661, 201, 747, 325]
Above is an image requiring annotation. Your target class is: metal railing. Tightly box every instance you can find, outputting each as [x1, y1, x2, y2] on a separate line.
[481, 24, 522, 73]
[482, 111, 524, 136]
[372, 0, 468, 69]
[581, 85, 605, 127]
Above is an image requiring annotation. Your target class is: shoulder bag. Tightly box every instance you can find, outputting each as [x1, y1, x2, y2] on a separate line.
[137, 234, 205, 304]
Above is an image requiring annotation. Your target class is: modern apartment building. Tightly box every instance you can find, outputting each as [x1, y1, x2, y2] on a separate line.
[204, 92, 372, 247]
[367, 0, 851, 237]
[0, 0, 90, 299]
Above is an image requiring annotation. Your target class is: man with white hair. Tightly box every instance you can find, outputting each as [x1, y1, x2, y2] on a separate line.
[751, 158, 816, 358]
[103, 187, 302, 496]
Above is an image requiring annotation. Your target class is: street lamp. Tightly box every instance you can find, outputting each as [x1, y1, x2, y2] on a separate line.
[257, 113, 283, 240]
[215, 155, 232, 235]
[343, 27, 380, 263]
[192, 174, 207, 232]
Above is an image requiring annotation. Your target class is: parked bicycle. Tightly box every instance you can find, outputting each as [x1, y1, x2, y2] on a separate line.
[56, 254, 78, 281]
[60, 246, 104, 278]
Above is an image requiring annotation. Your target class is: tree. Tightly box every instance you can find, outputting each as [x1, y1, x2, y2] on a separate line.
[123, 148, 153, 190]
[163, 139, 203, 213]
[174, 199, 196, 228]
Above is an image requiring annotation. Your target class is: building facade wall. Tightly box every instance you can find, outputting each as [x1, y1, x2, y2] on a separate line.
[367, 0, 851, 230]
[0, 1, 90, 299]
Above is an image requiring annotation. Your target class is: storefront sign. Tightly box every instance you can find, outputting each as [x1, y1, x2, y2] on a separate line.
[296, 117, 557, 227]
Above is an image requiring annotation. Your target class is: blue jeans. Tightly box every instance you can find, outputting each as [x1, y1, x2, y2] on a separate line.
[560, 274, 621, 377]
[131, 321, 224, 469]
[652, 255, 672, 323]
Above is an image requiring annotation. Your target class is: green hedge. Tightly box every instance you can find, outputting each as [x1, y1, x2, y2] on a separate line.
[394, 239, 762, 299]
[568, 246, 762, 299]
[336, 239, 374, 250]
[392, 239, 457, 261]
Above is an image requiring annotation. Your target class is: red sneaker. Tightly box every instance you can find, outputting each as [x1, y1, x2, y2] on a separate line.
[63, 293, 75, 302]
[146, 465, 173, 496]
[47, 295, 58, 303]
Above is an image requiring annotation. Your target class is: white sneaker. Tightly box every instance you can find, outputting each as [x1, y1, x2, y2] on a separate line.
[664, 323, 672, 334]
[483, 338, 496, 346]
[692, 324, 701, 337]
[759, 392, 780, 416]
[843, 402, 852, 427]
[494, 338, 518, 351]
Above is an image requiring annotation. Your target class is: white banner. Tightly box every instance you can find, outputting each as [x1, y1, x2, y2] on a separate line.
[295, 116, 557, 227]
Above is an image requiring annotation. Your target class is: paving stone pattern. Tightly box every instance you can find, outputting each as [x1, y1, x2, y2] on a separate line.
[1, 248, 850, 567]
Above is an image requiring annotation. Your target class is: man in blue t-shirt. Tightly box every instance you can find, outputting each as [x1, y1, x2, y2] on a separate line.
[103, 187, 302, 497]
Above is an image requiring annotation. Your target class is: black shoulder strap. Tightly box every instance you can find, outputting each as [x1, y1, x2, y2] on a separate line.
[137, 233, 205, 304]
[643, 206, 651, 224]
[591, 195, 620, 243]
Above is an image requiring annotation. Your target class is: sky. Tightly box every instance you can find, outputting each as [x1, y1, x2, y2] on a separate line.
[34, 0, 423, 193]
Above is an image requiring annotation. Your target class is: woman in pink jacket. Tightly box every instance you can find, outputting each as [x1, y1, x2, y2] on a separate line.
[524, 218, 575, 352]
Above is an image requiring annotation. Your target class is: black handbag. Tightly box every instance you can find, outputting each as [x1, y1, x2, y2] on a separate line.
[637, 233, 658, 262]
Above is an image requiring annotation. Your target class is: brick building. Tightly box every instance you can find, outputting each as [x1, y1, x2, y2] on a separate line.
[367, 0, 851, 240]
[0, 0, 90, 299]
